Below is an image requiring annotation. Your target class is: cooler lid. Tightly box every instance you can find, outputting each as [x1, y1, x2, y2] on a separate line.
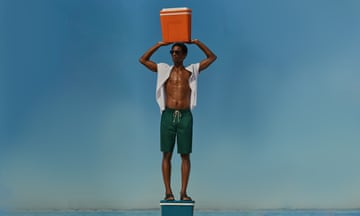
[160, 7, 192, 14]
[160, 200, 195, 206]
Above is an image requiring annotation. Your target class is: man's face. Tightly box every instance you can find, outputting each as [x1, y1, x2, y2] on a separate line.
[170, 46, 186, 63]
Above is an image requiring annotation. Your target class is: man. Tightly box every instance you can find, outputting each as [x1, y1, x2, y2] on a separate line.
[139, 39, 216, 201]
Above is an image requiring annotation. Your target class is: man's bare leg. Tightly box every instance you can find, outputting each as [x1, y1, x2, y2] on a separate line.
[162, 152, 174, 200]
[180, 153, 192, 200]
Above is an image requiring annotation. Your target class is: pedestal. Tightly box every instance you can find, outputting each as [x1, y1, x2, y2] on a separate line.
[160, 200, 195, 216]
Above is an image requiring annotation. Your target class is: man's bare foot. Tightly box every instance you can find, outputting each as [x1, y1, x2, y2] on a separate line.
[180, 193, 192, 201]
[164, 193, 175, 201]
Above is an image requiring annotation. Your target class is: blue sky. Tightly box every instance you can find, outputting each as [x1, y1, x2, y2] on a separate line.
[1, 0, 360, 211]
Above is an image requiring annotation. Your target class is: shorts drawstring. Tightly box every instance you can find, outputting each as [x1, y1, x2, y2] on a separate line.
[173, 110, 182, 123]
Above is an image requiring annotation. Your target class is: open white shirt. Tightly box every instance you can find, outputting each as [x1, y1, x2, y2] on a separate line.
[156, 63, 200, 112]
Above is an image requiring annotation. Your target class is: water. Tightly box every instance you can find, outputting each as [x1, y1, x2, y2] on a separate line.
[2, 210, 360, 216]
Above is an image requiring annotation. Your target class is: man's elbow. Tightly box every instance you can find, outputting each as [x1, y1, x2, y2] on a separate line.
[139, 57, 145, 65]
[211, 54, 217, 62]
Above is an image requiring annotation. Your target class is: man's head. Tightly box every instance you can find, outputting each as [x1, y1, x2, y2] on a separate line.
[170, 43, 187, 64]
[171, 43, 188, 55]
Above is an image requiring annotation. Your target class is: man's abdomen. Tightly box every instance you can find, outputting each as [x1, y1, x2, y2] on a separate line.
[165, 84, 191, 109]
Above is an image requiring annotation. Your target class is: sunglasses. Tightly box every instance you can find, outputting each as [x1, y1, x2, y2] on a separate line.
[169, 50, 183, 55]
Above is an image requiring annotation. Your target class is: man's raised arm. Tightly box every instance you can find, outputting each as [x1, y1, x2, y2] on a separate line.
[191, 39, 217, 72]
[139, 41, 171, 72]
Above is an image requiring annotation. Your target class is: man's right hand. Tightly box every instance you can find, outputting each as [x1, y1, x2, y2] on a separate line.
[188, 39, 199, 44]
[158, 41, 172, 46]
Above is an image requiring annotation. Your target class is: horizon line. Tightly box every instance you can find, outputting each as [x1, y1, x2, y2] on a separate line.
[6, 207, 360, 212]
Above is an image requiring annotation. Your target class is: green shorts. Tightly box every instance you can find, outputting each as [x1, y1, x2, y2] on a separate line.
[160, 108, 193, 154]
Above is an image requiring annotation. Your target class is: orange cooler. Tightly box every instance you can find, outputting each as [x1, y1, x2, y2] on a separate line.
[160, 7, 192, 42]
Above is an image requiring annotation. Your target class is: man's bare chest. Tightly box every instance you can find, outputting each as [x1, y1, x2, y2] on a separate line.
[166, 69, 191, 85]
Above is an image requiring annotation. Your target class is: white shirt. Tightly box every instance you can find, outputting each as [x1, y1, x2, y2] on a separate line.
[156, 63, 200, 112]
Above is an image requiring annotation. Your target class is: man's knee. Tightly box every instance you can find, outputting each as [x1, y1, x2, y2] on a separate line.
[163, 152, 173, 161]
[181, 154, 190, 161]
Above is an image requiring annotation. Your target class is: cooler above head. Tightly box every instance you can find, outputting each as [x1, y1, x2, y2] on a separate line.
[160, 7, 192, 43]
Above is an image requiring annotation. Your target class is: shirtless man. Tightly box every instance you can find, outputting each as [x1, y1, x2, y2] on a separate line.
[139, 39, 216, 201]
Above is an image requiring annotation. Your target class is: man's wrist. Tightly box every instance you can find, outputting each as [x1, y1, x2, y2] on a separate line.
[192, 39, 200, 44]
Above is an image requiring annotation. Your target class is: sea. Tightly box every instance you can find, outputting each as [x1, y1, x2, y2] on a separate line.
[2, 210, 360, 216]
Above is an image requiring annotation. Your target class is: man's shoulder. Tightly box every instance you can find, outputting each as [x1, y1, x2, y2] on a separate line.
[158, 62, 170, 66]
[186, 63, 200, 73]
[157, 63, 172, 75]
[158, 63, 171, 70]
